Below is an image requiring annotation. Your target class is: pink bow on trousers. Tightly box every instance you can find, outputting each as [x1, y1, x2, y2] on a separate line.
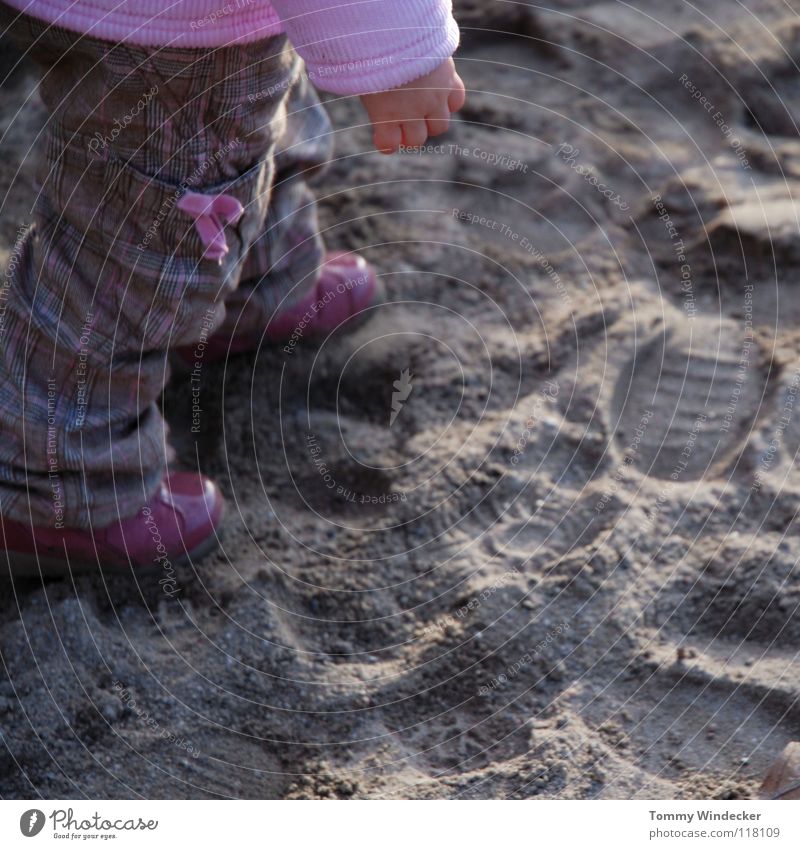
[177, 190, 244, 261]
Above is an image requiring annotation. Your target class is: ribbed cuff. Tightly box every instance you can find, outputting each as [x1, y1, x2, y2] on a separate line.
[271, 0, 461, 95]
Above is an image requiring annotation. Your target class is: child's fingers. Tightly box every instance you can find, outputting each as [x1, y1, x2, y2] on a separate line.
[426, 107, 451, 138]
[448, 77, 466, 114]
[401, 119, 428, 147]
[373, 122, 402, 154]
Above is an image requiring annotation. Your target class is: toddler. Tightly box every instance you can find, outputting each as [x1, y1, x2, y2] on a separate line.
[0, 0, 464, 576]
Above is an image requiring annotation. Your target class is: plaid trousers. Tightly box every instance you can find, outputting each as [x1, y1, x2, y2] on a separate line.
[0, 4, 332, 528]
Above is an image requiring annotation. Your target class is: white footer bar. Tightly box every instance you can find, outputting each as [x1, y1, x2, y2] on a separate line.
[1, 799, 797, 848]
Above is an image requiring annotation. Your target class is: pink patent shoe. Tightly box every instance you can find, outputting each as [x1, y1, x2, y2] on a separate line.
[175, 251, 382, 365]
[1, 472, 223, 578]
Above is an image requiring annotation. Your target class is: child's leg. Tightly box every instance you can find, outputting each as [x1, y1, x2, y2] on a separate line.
[0, 5, 299, 529]
[214, 70, 333, 340]
[193, 71, 381, 354]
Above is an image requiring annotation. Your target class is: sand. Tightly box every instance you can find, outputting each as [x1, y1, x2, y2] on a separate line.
[1, 0, 799, 799]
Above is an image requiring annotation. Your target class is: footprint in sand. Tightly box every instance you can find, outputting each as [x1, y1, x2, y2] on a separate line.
[611, 317, 770, 481]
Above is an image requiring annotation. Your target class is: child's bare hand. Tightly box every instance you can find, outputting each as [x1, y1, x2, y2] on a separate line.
[360, 59, 466, 154]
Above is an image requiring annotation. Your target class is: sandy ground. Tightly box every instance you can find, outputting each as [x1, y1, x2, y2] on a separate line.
[2, 0, 800, 799]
